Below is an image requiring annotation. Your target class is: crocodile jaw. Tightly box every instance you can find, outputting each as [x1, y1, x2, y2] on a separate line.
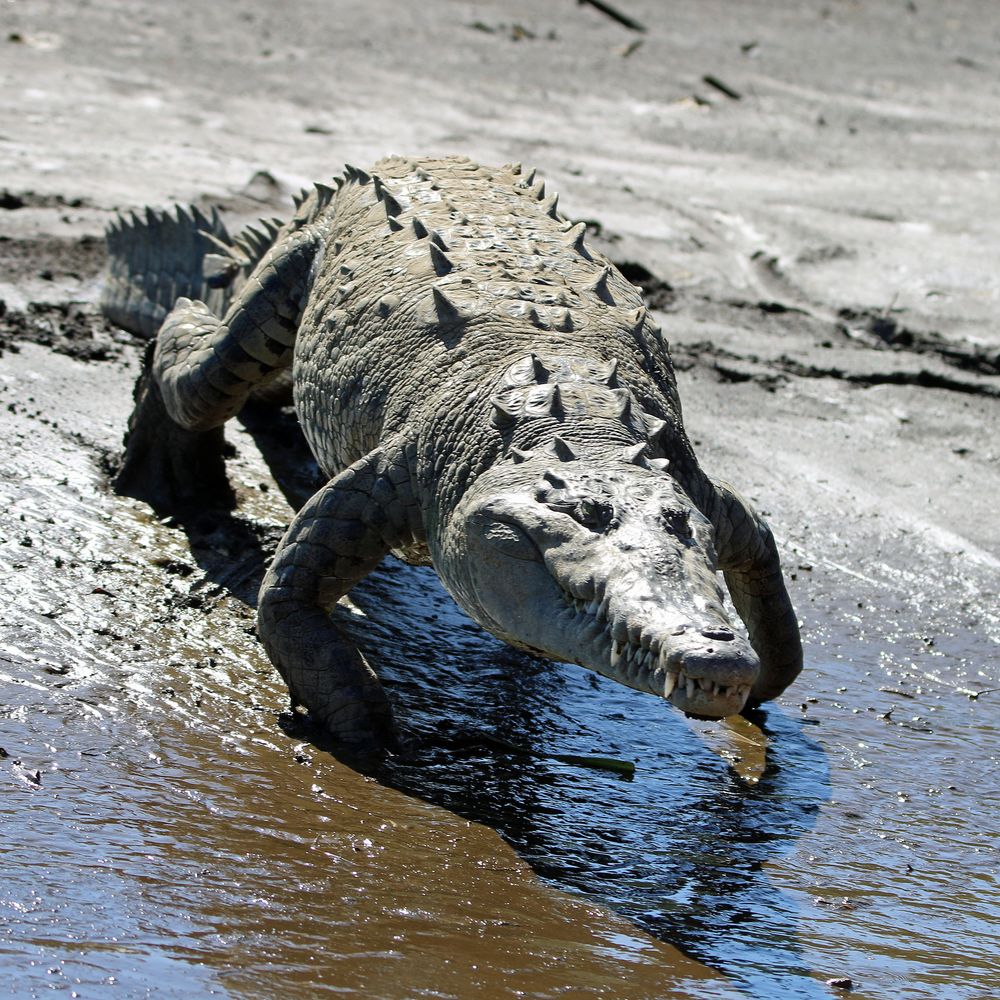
[555, 587, 758, 717]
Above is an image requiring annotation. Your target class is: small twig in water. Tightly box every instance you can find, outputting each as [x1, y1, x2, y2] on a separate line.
[549, 752, 636, 776]
[878, 687, 914, 698]
[478, 732, 636, 777]
[967, 686, 1000, 700]
[919, 669, 998, 700]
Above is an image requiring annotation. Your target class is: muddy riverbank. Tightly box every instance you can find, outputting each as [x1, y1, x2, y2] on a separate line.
[2, 2, 998, 997]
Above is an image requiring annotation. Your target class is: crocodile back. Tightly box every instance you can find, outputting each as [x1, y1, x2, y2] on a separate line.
[294, 156, 683, 485]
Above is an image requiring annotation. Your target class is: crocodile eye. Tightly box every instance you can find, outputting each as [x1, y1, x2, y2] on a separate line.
[536, 495, 609, 531]
[572, 498, 615, 531]
[575, 498, 600, 528]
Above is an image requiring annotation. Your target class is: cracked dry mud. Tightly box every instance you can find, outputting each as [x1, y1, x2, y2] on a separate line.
[1, 2, 998, 999]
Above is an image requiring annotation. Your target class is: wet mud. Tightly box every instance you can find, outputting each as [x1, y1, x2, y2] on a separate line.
[3, 1, 999, 997]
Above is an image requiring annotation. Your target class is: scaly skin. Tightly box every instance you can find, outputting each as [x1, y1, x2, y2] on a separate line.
[106, 155, 803, 753]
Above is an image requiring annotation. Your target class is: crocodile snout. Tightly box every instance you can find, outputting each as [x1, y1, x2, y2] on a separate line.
[661, 639, 758, 718]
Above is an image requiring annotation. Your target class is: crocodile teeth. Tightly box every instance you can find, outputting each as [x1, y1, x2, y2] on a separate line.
[686, 677, 695, 700]
[663, 673, 676, 698]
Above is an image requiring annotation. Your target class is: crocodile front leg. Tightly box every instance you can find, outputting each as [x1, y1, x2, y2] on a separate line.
[115, 228, 319, 511]
[257, 441, 421, 753]
[709, 480, 803, 704]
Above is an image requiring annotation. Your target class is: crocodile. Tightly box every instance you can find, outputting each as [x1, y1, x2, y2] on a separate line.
[105, 155, 803, 753]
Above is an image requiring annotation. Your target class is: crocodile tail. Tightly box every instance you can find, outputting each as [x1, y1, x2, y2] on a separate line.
[101, 205, 235, 338]
[102, 180, 336, 338]
[101, 205, 290, 338]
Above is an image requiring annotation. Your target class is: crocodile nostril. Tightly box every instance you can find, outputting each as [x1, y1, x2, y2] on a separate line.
[700, 627, 735, 641]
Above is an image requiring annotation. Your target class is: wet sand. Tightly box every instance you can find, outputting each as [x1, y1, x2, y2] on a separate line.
[1, 2, 998, 997]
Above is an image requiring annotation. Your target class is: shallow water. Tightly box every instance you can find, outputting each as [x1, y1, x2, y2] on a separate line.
[1, 344, 998, 999]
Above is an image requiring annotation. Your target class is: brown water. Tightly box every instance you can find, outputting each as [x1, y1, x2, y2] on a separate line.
[1, 343, 998, 999]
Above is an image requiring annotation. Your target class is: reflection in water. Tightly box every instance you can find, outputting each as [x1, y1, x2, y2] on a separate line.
[346, 559, 832, 998]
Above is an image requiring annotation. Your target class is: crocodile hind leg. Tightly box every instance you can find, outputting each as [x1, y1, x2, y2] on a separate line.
[257, 441, 420, 754]
[710, 480, 804, 704]
[115, 309, 235, 511]
[114, 228, 320, 512]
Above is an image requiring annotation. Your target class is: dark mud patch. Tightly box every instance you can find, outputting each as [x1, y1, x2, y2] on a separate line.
[0, 300, 139, 362]
[774, 354, 1000, 398]
[837, 307, 1000, 377]
[667, 294, 1000, 399]
[0, 233, 106, 285]
[722, 297, 814, 319]
[672, 333, 1000, 399]
[0, 189, 94, 211]
[163, 509, 285, 609]
[614, 259, 677, 311]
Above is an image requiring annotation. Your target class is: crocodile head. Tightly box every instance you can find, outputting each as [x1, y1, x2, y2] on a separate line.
[443, 453, 760, 718]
